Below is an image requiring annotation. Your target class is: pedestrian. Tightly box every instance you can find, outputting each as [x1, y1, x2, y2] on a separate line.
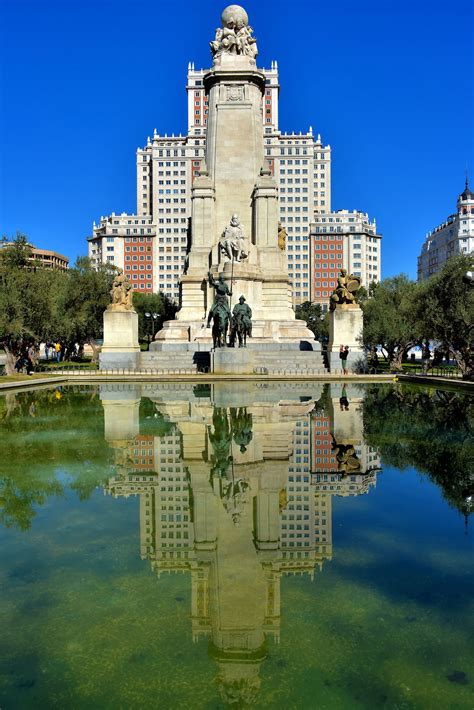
[421, 341, 431, 374]
[339, 344, 349, 375]
[339, 384, 349, 410]
[55, 341, 62, 363]
[26, 343, 35, 375]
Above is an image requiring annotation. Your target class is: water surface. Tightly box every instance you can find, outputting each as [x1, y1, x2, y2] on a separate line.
[0, 382, 473, 708]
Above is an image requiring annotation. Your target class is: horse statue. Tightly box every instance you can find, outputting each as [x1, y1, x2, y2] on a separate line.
[209, 308, 229, 349]
[230, 311, 251, 348]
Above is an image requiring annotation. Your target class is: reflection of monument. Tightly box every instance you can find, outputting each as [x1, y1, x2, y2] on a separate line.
[102, 382, 379, 703]
[151, 5, 320, 371]
[311, 383, 380, 493]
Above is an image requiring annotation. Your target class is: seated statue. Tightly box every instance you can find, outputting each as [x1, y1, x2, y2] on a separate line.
[109, 270, 133, 310]
[329, 269, 361, 311]
[219, 214, 250, 263]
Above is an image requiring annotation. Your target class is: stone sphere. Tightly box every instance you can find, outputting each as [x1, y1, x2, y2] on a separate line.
[221, 5, 248, 29]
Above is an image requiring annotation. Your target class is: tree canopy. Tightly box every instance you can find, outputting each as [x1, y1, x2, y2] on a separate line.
[295, 301, 329, 341]
[414, 254, 474, 377]
[362, 275, 423, 370]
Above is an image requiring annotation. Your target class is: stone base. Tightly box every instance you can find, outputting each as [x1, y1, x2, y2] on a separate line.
[213, 348, 255, 375]
[152, 318, 316, 350]
[328, 304, 365, 373]
[99, 309, 140, 371]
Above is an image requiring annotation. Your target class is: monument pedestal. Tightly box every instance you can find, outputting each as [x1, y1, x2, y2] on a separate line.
[328, 304, 365, 373]
[99, 309, 140, 370]
[213, 348, 255, 375]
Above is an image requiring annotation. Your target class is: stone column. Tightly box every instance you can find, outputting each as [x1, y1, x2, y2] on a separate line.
[204, 65, 265, 245]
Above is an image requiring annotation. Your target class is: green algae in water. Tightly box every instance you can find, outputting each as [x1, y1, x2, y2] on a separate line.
[0, 382, 473, 708]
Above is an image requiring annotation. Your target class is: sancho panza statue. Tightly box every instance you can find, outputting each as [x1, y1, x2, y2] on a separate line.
[329, 269, 361, 311]
[210, 5, 258, 65]
[219, 214, 250, 263]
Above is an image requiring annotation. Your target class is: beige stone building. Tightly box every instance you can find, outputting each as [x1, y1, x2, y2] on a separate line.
[88, 17, 380, 308]
[0, 242, 69, 271]
[417, 180, 474, 281]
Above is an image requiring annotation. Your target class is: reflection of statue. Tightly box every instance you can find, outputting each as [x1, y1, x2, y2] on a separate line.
[278, 221, 286, 251]
[231, 297, 252, 348]
[210, 6, 258, 65]
[109, 270, 134, 310]
[207, 272, 232, 347]
[331, 435, 361, 474]
[222, 477, 250, 526]
[219, 214, 250, 263]
[208, 407, 233, 477]
[230, 407, 253, 452]
[329, 269, 361, 310]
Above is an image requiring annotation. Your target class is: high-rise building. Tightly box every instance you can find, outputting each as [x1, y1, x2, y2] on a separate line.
[88, 40, 380, 307]
[310, 210, 382, 309]
[417, 180, 474, 281]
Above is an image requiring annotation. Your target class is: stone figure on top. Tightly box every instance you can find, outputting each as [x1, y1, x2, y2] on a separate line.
[219, 214, 250, 263]
[329, 269, 361, 311]
[210, 5, 258, 65]
[108, 270, 134, 311]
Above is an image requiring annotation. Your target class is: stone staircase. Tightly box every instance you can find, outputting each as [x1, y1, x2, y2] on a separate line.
[140, 350, 210, 373]
[252, 350, 326, 375]
[139, 346, 327, 375]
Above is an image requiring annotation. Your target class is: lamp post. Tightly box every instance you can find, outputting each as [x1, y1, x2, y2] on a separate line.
[144, 312, 159, 349]
[462, 270, 473, 286]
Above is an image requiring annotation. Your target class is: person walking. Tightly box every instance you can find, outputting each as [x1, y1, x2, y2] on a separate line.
[54, 341, 62, 363]
[26, 343, 36, 375]
[339, 344, 349, 375]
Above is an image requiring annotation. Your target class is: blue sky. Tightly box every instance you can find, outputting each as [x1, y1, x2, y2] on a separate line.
[1, 0, 472, 278]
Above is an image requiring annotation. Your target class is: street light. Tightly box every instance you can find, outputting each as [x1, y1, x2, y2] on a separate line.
[462, 270, 473, 286]
[144, 312, 160, 348]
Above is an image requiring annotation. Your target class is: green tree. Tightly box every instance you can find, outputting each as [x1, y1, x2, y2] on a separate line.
[295, 301, 329, 341]
[362, 275, 423, 371]
[133, 291, 177, 344]
[415, 254, 474, 379]
[57, 257, 116, 362]
[0, 232, 32, 269]
[0, 238, 65, 373]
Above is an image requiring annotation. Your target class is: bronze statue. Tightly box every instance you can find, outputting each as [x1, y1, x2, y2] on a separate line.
[207, 272, 232, 348]
[109, 270, 134, 310]
[329, 269, 361, 311]
[331, 434, 361, 475]
[230, 296, 252, 348]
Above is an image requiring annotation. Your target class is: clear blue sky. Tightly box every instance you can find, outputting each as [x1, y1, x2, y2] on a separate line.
[1, 0, 472, 278]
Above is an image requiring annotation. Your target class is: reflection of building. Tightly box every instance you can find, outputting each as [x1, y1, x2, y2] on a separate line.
[102, 382, 379, 704]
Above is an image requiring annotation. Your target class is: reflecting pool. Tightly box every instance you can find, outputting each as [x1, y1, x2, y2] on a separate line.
[0, 382, 473, 708]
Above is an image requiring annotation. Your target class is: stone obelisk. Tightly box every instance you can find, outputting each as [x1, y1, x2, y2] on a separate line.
[154, 4, 314, 348]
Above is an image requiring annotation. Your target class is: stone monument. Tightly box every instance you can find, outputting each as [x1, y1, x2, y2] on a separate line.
[99, 270, 140, 370]
[152, 4, 316, 357]
[327, 269, 365, 372]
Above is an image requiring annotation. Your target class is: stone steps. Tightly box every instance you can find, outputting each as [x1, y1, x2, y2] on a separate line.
[140, 349, 327, 374]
